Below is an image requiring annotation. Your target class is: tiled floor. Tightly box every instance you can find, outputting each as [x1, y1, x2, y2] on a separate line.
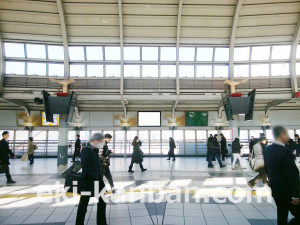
[0, 157, 299, 225]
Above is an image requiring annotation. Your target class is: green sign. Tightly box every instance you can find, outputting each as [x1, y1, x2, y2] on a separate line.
[185, 111, 208, 126]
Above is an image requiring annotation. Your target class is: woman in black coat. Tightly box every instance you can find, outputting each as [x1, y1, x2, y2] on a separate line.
[128, 136, 147, 173]
[220, 133, 228, 161]
[167, 137, 176, 161]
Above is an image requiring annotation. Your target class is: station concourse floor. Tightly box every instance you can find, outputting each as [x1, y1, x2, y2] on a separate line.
[0, 157, 299, 225]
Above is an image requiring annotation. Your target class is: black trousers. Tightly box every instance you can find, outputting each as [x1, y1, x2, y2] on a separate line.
[73, 149, 80, 161]
[208, 154, 223, 167]
[28, 153, 34, 164]
[274, 197, 300, 225]
[76, 195, 107, 225]
[248, 168, 268, 186]
[129, 159, 144, 171]
[100, 166, 114, 189]
[221, 149, 227, 161]
[3, 164, 12, 181]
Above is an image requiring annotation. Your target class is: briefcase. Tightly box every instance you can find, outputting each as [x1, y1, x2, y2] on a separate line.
[64, 172, 83, 194]
[0, 164, 7, 174]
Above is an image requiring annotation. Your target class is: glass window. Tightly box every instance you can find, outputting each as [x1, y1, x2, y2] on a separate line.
[297, 45, 300, 59]
[179, 47, 195, 61]
[234, 47, 250, 61]
[142, 65, 158, 77]
[32, 131, 46, 140]
[161, 47, 176, 61]
[196, 47, 213, 61]
[105, 46, 120, 60]
[239, 130, 248, 140]
[26, 44, 46, 59]
[161, 65, 176, 77]
[139, 130, 149, 141]
[234, 65, 249, 77]
[296, 63, 300, 75]
[68, 131, 76, 141]
[221, 130, 231, 140]
[106, 65, 121, 77]
[69, 46, 84, 60]
[251, 46, 270, 60]
[249, 130, 263, 138]
[87, 65, 103, 77]
[196, 65, 212, 78]
[70, 64, 85, 77]
[214, 48, 229, 61]
[27, 62, 46, 76]
[5, 61, 25, 75]
[288, 129, 295, 138]
[124, 65, 140, 77]
[4, 43, 25, 58]
[124, 47, 140, 61]
[49, 63, 64, 77]
[185, 130, 195, 141]
[271, 63, 289, 76]
[271, 45, 290, 60]
[162, 130, 172, 140]
[174, 130, 183, 141]
[48, 131, 59, 140]
[48, 45, 64, 60]
[15, 131, 28, 141]
[214, 65, 228, 78]
[142, 47, 158, 61]
[0, 130, 14, 141]
[80, 131, 90, 141]
[179, 65, 194, 77]
[196, 130, 207, 140]
[251, 64, 269, 77]
[86, 46, 103, 60]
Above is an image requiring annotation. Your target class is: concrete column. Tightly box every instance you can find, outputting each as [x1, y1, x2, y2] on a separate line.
[230, 115, 239, 140]
[57, 115, 69, 166]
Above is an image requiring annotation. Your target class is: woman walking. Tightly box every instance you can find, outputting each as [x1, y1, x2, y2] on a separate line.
[167, 137, 176, 161]
[248, 136, 268, 188]
[220, 133, 228, 161]
[27, 137, 36, 165]
[128, 136, 147, 173]
[231, 138, 246, 170]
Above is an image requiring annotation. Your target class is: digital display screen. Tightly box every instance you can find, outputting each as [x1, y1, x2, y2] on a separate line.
[41, 112, 59, 126]
[138, 112, 161, 127]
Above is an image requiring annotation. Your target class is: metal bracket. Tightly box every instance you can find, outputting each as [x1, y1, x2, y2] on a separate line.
[172, 97, 180, 119]
[264, 99, 291, 118]
[2, 99, 30, 117]
[218, 102, 224, 118]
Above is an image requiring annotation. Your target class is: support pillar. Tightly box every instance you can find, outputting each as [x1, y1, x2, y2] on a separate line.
[229, 115, 239, 140]
[57, 115, 69, 166]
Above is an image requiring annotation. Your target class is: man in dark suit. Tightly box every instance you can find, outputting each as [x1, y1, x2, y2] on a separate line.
[207, 134, 226, 168]
[264, 126, 300, 225]
[76, 133, 107, 225]
[72, 134, 81, 162]
[0, 131, 17, 183]
[295, 134, 300, 157]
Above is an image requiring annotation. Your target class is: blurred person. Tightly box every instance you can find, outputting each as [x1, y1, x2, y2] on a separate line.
[167, 137, 176, 161]
[231, 138, 246, 170]
[206, 134, 214, 166]
[0, 131, 17, 184]
[248, 136, 255, 160]
[264, 126, 300, 225]
[248, 135, 268, 188]
[207, 134, 225, 168]
[76, 133, 107, 225]
[100, 133, 117, 194]
[72, 134, 81, 162]
[27, 137, 36, 165]
[128, 136, 147, 173]
[295, 134, 300, 157]
[220, 133, 228, 161]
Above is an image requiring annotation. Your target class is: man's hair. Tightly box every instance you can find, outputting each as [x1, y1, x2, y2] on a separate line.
[105, 133, 112, 139]
[2, 131, 9, 137]
[29, 137, 33, 141]
[295, 134, 299, 138]
[272, 126, 287, 139]
[214, 134, 218, 138]
[76, 134, 80, 138]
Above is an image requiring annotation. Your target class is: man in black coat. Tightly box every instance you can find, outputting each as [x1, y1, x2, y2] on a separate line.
[248, 136, 255, 160]
[76, 133, 107, 225]
[207, 134, 225, 168]
[264, 126, 300, 225]
[72, 134, 81, 162]
[0, 131, 17, 183]
[294, 134, 300, 157]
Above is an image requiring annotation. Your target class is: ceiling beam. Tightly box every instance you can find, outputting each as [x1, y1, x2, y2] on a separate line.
[176, 0, 183, 95]
[229, 0, 244, 80]
[118, 0, 124, 95]
[264, 99, 291, 118]
[1, 99, 30, 117]
[56, 0, 70, 80]
[290, 14, 300, 96]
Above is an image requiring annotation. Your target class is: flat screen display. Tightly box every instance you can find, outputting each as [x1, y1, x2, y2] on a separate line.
[138, 112, 161, 127]
[41, 112, 59, 126]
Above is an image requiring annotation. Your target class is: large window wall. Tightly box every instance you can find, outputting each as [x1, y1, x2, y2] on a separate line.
[3, 128, 300, 157]
[4, 43, 300, 78]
